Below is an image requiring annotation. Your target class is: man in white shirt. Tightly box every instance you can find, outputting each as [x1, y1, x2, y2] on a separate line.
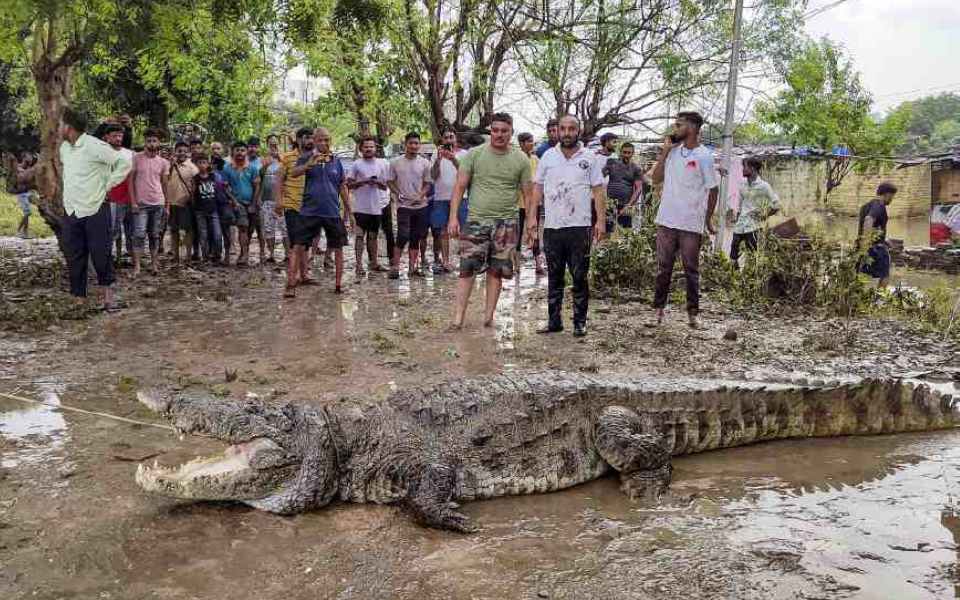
[347, 136, 391, 275]
[650, 111, 719, 329]
[731, 157, 780, 267]
[528, 115, 606, 337]
[429, 127, 467, 273]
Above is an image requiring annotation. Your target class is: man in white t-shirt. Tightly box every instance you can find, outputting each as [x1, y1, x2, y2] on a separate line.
[429, 127, 467, 273]
[528, 115, 606, 337]
[347, 136, 391, 275]
[650, 111, 719, 329]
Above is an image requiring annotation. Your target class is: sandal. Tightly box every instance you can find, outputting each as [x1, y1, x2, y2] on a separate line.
[283, 286, 297, 298]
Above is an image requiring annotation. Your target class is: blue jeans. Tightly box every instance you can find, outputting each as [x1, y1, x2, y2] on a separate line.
[134, 205, 164, 253]
[110, 203, 135, 257]
[196, 211, 223, 260]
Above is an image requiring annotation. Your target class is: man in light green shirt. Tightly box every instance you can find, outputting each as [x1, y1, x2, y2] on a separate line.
[59, 108, 132, 308]
[447, 112, 532, 329]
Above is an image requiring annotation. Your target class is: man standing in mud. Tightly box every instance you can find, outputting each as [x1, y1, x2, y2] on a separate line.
[858, 182, 898, 288]
[528, 115, 605, 337]
[429, 126, 467, 274]
[287, 127, 353, 296]
[650, 111, 718, 329]
[129, 129, 170, 275]
[448, 112, 532, 330]
[59, 107, 132, 310]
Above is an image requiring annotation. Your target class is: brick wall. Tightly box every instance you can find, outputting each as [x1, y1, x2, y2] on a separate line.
[827, 163, 931, 218]
[760, 158, 931, 219]
[933, 167, 960, 205]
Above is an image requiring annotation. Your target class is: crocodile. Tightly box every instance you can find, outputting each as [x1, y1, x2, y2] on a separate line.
[135, 373, 959, 531]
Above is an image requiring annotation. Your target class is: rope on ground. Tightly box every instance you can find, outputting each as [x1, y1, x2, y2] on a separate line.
[0, 389, 179, 434]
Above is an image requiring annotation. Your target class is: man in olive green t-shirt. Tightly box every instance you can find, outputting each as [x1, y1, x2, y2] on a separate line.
[448, 112, 532, 330]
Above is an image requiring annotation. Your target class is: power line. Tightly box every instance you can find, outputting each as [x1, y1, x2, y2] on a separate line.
[875, 81, 960, 100]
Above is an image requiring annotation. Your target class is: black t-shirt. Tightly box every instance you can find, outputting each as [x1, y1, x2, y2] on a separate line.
[194, 175, 218, 214]
[606, 158, 643, 204]
[858, 199, 888, 241]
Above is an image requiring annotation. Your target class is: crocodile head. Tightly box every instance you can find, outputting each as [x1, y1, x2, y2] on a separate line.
[135, 390, 340, 513]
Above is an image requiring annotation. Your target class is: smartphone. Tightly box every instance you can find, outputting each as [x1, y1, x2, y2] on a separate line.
[443, 144, 452, 151]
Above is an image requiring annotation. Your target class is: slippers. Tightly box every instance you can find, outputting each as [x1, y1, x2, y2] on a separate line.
[283, 286, 296, 298]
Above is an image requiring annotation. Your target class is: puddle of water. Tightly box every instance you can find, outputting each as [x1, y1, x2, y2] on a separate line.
[0, 391, 69, 468]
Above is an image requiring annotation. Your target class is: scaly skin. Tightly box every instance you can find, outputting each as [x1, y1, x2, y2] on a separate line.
[136, 373, 959, 531]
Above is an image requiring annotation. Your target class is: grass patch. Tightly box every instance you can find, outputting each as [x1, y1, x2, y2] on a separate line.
[0, 191, 54, 238]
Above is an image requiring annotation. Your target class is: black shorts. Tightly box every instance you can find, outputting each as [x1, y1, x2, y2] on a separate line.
[284, 209, 299, 237]
[292, 215, 347, 248]
[168, 205, 194, 234]
[397, 205, 430, 248]
[355, 213, 382, 233]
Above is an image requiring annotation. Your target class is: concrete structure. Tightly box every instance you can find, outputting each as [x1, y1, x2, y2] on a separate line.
[274, 72, 326, 106]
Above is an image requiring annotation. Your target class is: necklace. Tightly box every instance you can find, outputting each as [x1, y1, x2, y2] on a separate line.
[680, 145, 696, 158]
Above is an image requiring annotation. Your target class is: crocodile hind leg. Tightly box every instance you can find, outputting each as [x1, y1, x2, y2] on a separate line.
[404, 463, 477, 533]
[594, 406, 672, 501]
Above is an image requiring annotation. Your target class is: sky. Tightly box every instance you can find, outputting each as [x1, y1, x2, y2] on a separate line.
[805, 0, 960, 112]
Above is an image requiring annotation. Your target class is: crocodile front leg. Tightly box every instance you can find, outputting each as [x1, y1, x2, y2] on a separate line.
[404, 463, 477, 533]
[594, 406, 672, 501]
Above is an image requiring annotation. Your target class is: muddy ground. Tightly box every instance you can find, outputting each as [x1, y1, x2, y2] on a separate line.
[2, 236, 960, 599]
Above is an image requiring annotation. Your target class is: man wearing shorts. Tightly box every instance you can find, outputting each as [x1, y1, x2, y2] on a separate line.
[429, 127, 467, 273]
[858, 182, 898, 288]
[388, 132, 432, 279]
[448, 112, 532, 329]
[529, 115, 606, 337]
[288, 127, 353, 296]
[164, 141, 199, 265]
[258, 134, 287, 264]
[129, 129, 170, 274]
[9, 152, 37, 239]
[347, 135, 391, 275]
[222, 140, 260, 266]
[277, 128, 313, 280]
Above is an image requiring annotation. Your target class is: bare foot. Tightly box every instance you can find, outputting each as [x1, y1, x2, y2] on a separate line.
[483, 319, 494, 328]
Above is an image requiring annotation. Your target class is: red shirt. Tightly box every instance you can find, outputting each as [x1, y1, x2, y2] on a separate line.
[107, 177, 131, 204]
[107, 147, 133, 204]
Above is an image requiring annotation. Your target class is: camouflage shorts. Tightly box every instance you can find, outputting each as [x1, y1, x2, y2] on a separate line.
[459, 219, 519, 279]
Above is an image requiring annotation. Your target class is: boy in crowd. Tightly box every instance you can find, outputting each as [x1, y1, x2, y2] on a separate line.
[388, 132, 432, 279]
[429, 127, 467, 273]
[347, 135, 391, 275]
[193, 154, 223, 262]
[222, 140, 260, 266]
[129, 129, 169, 274]
[164, 141, 199, 265]
[213, 156, 236, 264]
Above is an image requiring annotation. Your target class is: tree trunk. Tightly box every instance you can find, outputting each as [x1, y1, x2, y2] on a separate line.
[32, 58, 72, 253]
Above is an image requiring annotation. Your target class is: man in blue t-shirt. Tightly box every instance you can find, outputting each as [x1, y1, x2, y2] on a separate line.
[222, 141, 261, 266]
[287, 127, 353, 296]
[534, 118, 559, 158]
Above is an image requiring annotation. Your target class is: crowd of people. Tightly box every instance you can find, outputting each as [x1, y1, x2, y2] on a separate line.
[40, 105, 896, 331]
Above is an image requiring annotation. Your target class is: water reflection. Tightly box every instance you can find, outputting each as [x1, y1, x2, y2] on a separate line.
[0, 389, 69, 468]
